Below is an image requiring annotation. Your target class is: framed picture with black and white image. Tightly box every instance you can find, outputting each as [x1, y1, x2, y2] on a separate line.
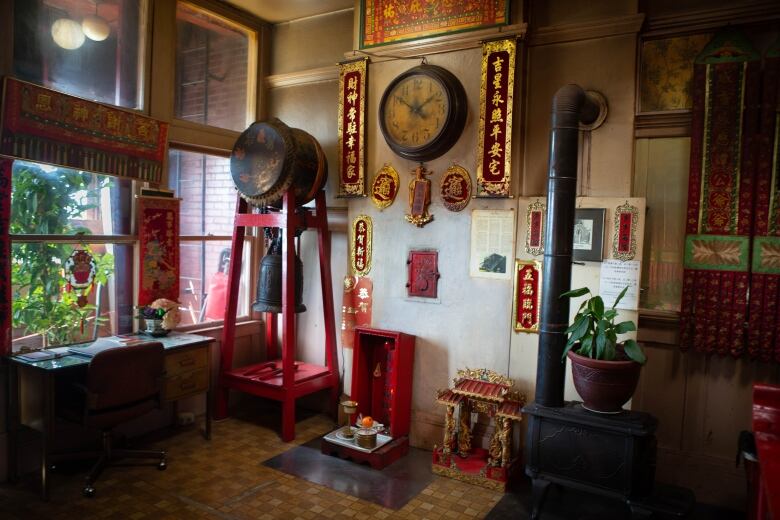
[573, 208, 605, 262]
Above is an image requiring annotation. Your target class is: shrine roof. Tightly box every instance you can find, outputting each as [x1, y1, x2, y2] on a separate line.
[452, 378, 509, 401]
[496, 400, 523, 420]
[436, 389, 465, 406]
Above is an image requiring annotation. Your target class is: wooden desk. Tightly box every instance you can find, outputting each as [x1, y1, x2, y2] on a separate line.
[6, 332, 214, 500]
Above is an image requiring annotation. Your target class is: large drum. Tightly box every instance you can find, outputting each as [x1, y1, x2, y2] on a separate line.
[230, 118, 327, 207]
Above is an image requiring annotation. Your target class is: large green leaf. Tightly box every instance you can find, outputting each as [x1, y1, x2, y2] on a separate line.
[623, 339, 646, 365]
[568, 315, 589, 343]
[589, 296, 605, 319]
[614, 321, 637, 334]
[604, 309, 617, 321]
[613, 286, 629, 308]
[561, 287, 590, 298]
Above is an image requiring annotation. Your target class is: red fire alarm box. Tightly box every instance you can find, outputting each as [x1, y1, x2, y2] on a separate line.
[351, 326, 416, 439]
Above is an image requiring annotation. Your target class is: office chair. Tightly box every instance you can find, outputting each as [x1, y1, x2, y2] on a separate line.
[59, 342, 168, 497]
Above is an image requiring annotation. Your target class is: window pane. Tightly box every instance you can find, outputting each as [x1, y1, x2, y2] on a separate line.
[177, 240, 250, 326]
[10, 160, 133, 236]
[13, 0, 146, 110]
[175, 2, 253, 131]
[12, 242, 134, 350]
[634, 137, 690, 312]
[168, 150, 236, 236]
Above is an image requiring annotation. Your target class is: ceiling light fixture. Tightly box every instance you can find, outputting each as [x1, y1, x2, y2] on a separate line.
[82, 0, 110, 41]
[51, 18, 86, 50]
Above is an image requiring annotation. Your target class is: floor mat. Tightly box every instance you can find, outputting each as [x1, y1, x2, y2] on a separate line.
[263, 437, 434, 510]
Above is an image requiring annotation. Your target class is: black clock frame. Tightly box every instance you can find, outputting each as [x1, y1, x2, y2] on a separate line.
[378, 64, 467, 163]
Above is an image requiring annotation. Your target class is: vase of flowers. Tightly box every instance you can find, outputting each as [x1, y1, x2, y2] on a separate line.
[138, 299, 181, 336]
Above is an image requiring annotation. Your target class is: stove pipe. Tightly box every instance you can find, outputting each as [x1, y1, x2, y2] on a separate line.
[535, 85, 605, 408]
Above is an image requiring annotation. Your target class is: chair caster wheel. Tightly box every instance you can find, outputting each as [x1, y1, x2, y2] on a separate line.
[83, 486, 95, 498]
[158, 460, 167, 470]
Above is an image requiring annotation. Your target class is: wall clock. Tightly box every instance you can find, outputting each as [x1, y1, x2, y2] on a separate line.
[379, 64, 467, 162]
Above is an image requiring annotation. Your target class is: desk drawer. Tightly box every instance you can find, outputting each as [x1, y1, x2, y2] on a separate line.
[165, 346, 208, 376]
[164, 368, 209, 401]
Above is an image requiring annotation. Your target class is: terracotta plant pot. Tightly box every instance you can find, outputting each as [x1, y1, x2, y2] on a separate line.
[567, 350, 641, 413]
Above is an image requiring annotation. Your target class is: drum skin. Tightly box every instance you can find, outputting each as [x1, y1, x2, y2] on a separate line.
[230, 118, 327, 207]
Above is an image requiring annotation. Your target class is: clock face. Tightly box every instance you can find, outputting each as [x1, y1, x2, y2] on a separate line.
[379, 64, 467, 162]
[382, 74, 449, 149]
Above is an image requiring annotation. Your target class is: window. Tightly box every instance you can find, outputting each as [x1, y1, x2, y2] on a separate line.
[175, 2, 256, 131]
[634, 137, 690, 312]
[13, 0, 147, 110]
[168, 149, 250, 326]
[10, 161, 134, 350]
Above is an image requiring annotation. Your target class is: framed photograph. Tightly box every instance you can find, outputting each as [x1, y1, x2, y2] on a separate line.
[573, 208, 605, 262]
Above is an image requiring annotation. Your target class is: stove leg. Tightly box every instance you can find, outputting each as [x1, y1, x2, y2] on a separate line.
[530, 478, 551, 520]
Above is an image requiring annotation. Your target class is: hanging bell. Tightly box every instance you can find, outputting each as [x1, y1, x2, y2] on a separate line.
[252, 234, 306, 313]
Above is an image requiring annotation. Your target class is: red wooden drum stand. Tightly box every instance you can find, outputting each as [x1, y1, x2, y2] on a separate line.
[216, 189, 339, 441]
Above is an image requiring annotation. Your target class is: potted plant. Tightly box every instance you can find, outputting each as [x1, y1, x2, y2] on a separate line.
[561, 286, 646, 413]
[137, 299, 181, 336]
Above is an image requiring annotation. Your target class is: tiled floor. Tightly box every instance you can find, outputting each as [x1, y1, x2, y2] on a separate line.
[0, 406, 504, 520]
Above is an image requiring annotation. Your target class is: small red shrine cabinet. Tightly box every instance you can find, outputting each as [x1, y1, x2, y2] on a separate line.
[432, 368, 525, 491]
[321, 326, 415, 469]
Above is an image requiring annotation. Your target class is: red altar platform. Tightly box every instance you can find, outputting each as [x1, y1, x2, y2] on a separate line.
[432, 369, 525, 491]
[321, 327, 415, 469]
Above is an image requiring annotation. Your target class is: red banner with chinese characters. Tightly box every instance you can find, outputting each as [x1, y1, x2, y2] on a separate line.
[1, 78, 168, 183]
[351, 215, 373, 276]
[338, 58, 368, 197]
[525, 199, 545, 257]
[612, 201, 638, 261]
[513, 260, 541, 333]
[361, 0, 508, 48]
[0, 159, 11, 355]
[138, 197, 180, 306]
[477, 39, 516, 197]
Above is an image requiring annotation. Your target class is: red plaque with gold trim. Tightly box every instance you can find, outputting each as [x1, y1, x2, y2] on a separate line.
[371, 164, 399, 210]
[612, 201, 638, 261]
[525, 199, 545, 257]
[338, 58, 368, 197]
[351, 215, 373, 276]
[476, 39, 516, 198]
[512, 260, 541, 333]
[440, 165, 472, 212]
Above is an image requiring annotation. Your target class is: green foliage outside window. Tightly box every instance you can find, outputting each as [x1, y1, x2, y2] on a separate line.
[11, 163, 114, 347]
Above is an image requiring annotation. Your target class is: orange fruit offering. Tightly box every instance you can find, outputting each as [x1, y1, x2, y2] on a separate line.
[361, 416, 374, 428]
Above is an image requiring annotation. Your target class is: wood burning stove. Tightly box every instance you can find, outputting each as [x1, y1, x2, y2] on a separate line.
[523, 85, 693, 519]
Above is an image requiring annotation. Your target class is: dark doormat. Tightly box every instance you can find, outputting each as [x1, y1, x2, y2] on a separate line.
[263, 437, 434, 510]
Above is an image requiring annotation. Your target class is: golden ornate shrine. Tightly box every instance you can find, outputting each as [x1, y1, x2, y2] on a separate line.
[432, 368, 525, 491]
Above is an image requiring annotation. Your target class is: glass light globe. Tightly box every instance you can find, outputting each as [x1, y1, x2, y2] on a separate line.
[82, 15, 110, 41]
[51, 18, 85, 50]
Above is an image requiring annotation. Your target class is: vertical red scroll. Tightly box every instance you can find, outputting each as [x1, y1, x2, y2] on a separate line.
[351, 215, 372, 277]
[338, 58, 368, 197]
[513, 260, 541, 333]
[137, 196, 180, 306]
[477, 38, 516, 197]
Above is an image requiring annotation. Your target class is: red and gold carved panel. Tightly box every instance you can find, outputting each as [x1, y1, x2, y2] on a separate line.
[360, 0, 509, 48]
[477, 38, 516, 197]
[525, 199, 545, 257]
[351, 215, 373, 276]
[440, 165, 472, 212]
[338, 58, 368, 197]
[612, 201, 638, 261]
[138, 197, 180, 306]
[512, 260, 541, 333]
[407, 250, 440, 299]
[371, 164, 399, 210]
[1, 78, 168, 183]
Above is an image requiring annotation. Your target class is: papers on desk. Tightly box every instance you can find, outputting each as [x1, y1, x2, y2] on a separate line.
[67, 337, 125, 358]
[16, 350, 58, 362]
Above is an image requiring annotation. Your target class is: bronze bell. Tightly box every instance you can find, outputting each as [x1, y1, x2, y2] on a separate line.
[253, 234, 306, 313]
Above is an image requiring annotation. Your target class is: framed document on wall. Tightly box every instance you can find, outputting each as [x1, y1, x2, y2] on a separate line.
[572, 208, 605, 262]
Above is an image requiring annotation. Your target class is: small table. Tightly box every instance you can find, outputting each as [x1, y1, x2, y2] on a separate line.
[5, 332, 214, 499]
